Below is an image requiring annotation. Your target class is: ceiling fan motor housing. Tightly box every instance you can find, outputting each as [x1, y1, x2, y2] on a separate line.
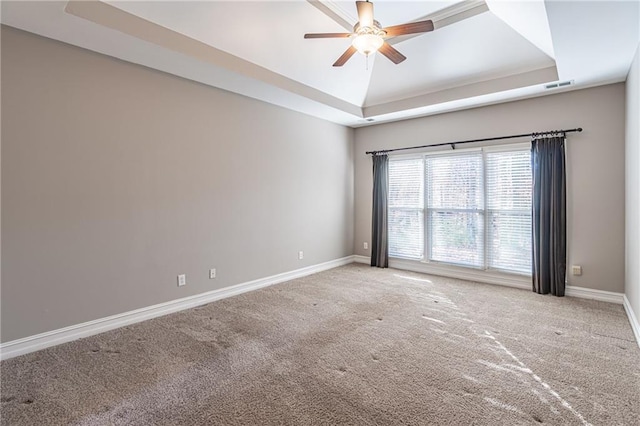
[353, 20, 386, 37]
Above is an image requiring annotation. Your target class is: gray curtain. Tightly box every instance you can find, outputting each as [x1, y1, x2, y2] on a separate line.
[371, 154, 389, 268]
[532, 135, 566, 296]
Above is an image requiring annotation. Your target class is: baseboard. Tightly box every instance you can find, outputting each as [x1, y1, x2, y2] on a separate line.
[623, 295, 640, 348]
[353, 255, 369, 264]
[0, 255, 356, 361]
[564, 286, 624, 304]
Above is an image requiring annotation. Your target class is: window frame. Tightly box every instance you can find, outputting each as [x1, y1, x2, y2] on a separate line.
[387, 142, 532, 277]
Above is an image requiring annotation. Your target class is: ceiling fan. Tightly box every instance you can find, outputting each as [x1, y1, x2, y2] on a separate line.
[304, 0, 434, 67]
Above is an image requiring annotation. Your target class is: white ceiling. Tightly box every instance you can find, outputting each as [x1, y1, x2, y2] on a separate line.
[2, 1, 639, 127]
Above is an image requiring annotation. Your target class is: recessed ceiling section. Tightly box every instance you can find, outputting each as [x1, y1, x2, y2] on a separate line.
[364, 11, 556, 107]
[545, 0, 640, 85]
[77, 0, 561, 119]
[102, 0, 554, 112]
[485, 0, 555, 59]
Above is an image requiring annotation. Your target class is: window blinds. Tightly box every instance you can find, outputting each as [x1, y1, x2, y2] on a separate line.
[486, 150, 532, 274]
[427, 153, 484, 268]
[388, 158, 424, 259]
[387, 145, 532, 276]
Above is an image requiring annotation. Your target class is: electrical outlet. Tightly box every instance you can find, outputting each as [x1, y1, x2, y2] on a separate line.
[571, 265, 582, 276]
[177, 274, 186, 287]
[298, 251, 304, 260]
[363, 242, 369, 250]
[209, 268, 216, 279]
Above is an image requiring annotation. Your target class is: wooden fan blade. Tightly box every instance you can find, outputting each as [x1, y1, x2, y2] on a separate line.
[378, 42, 406, 64]
[333, 46, 358, 67]
[383, 20, 434, 37]
[356, 1, 374, 27]
[304, 33, 352, 39]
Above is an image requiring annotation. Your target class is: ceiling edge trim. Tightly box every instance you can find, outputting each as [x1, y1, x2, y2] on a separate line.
[388, 2, 489, 47]
[308, 0, 354, 32]
[363, 65, 559, 117]
[353, 76, 626, 128]
[432, 0, 489, 30]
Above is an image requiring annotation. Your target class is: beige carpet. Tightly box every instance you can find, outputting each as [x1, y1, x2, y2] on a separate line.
[1, 264, 639, 425]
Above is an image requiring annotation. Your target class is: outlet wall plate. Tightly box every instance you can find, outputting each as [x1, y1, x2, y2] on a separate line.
[209, 269, 216, 279]
[177, 274, 186, 287]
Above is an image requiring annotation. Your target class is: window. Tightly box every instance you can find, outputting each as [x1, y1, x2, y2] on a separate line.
[388, 145, 532, 275]
[388, 158, 424, 259]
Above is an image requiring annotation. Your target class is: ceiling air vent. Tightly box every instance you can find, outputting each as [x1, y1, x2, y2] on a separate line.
[544, 80, 574, 90]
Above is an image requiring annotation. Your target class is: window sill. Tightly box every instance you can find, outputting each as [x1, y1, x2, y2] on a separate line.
[388, 257, 531, 290]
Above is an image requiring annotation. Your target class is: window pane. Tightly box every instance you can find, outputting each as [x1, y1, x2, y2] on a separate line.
[486, 150, 532, 211]
[488, 212, 532, 274]
[389, 208, 424, 259]
[427, 153, 483, 209]
[429, 211, 483, 267]
[389, 157, 424, 259]
[389, 158, 423, 208]
[486, 149, 532, 274]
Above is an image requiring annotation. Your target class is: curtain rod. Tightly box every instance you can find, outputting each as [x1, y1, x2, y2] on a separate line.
[365, 127, 583, 155]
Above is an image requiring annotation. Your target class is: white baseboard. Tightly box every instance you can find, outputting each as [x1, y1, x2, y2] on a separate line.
[565, 286, 624, 304]
[0, 255, 356, 361]
[623, 295, 640, 348]
[353, 255, 369, 264]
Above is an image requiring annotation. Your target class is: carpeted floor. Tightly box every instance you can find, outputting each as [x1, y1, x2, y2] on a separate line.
[1, 264, 639, 425]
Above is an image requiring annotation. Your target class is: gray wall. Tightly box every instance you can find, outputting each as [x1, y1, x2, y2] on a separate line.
[354, 84, 626, 293]
[1, 27, 354, 342]
[626, 45, 640, 322]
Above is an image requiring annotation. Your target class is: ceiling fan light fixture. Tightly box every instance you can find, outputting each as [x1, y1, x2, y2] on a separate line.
[352, 33, 384, 56]
[304, 1, 434, 66]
